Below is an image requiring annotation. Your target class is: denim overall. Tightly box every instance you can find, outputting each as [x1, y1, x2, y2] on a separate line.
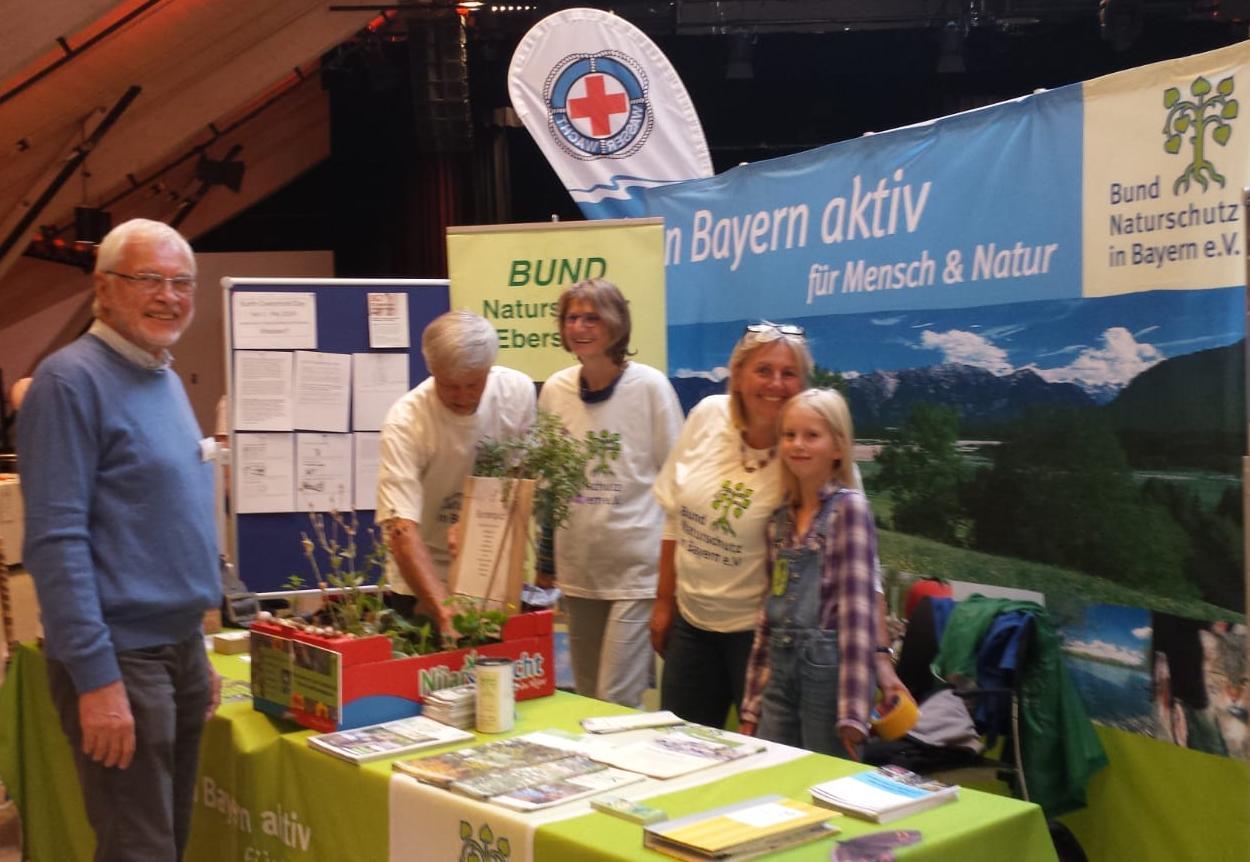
[755, 489, 860, 757]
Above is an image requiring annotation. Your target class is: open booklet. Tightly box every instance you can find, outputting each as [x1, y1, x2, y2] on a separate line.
[393, 730, 645, 810]
[307, 715, 474, 764]
[392, 733, 579, 787]
[586, 725, 766, 780]
[487, 764, 644, 811]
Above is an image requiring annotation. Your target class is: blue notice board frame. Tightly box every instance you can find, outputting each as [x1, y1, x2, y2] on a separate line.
[224, 278, 449, 592]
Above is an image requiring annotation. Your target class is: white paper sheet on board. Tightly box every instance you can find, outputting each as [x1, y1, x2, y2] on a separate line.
[296, 433, 352, 512]
[234, 433, 295, 513]
[352, 353, 409, 431]
[367, 292, 410, 348]
[232, 291, 317, 349]
[353, 432, 381, 510]
[234, 351, 294, 431]
[293, 351, 351, 433]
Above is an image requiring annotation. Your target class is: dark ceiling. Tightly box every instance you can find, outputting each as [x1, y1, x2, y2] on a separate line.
[196, 0, 1249, 269]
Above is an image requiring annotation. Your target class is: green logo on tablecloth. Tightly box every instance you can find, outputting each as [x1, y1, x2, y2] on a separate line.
[458, 820, 511, 861]
[1163, 75, 1239, 194]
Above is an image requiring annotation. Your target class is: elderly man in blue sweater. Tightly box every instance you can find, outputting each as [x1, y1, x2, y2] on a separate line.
[19, 218, 221, 861]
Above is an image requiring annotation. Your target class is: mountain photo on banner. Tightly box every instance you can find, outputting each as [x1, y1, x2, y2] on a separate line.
[1054, 602, 1249, 761]
[667, 284, 1245, 621]
[507, 7, 713, 219]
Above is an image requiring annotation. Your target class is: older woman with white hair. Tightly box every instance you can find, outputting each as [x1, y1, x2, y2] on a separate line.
[376, 310, 536, 639]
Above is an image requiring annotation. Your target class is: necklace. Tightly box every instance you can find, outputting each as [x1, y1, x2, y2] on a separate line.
[739, 436, 777, 473]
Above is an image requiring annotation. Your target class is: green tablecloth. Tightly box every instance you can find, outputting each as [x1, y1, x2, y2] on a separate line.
[0, 643, 1056, 861]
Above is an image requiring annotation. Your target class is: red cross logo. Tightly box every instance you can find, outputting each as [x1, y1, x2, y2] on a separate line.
[568, 74, 628, 137]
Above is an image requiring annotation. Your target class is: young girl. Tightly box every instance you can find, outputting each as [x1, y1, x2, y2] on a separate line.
[738, 388, 878, 758]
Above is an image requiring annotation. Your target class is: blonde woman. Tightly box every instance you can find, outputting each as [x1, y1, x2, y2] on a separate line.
[651, 322, 811, 727]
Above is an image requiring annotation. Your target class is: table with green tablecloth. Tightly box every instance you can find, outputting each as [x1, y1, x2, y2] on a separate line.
[0, 643, 1057, 861]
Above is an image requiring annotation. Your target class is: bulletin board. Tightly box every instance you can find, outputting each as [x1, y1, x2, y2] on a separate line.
[223, 278, 449, 592]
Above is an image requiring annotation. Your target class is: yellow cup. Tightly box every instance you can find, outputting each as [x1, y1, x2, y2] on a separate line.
[870, 691, 920, 741]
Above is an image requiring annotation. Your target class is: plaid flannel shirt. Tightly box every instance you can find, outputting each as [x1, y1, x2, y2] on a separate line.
[740, 482, 878, 736]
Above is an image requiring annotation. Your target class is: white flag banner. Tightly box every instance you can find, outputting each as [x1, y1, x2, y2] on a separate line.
[507, 7, 713, 219]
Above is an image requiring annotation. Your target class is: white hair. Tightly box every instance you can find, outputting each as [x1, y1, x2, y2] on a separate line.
[421, 311, 498, 375]
[94, 218, 194, 276]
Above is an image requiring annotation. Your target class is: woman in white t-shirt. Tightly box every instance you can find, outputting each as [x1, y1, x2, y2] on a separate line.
[650, 323, 812, 727]
[538, 279, 683, 707]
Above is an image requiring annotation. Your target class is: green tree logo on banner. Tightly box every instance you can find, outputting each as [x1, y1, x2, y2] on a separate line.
[711, 480, 753, 536]
[1162, 75, 1239, 194]
[458, 820, 511, 861]
[585, 429, 622, 475]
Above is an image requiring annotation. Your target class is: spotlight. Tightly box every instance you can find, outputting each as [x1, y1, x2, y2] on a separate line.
[73, 206, 112, 244]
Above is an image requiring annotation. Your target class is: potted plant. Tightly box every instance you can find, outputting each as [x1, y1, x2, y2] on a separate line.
[451, 408, 591, 613]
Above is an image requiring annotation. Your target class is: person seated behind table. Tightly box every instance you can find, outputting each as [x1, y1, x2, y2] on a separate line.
[739, 389, 878, 759]
[537, 278, 683, 708]
[376, 311, 536, 642]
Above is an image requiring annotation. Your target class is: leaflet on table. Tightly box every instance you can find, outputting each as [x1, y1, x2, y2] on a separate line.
[451, 753, 605, 799]
[809, 766, 959, 823]
[308, 714, 474, 764]
[643, 795, 837, 862]
[491, 767, 644, 811]
[586, 725, 765, 779]
[392, 732, 584, 787]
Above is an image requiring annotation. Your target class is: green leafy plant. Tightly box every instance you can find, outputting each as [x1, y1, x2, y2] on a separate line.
[473, 408, 592, 531]
[287, 510, 442, 656]
[288, 510, 388, 634]
[445, 595, 510, 647]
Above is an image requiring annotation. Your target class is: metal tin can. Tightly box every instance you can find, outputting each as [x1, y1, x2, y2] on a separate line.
[475, 657, 515, 733]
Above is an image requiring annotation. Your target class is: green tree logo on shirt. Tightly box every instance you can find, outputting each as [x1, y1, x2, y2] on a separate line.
[1163, 74, 1238, 194]
[459, 819, 510, 861]
[710, 480, 753, 536]
[585, 429, 622, 475]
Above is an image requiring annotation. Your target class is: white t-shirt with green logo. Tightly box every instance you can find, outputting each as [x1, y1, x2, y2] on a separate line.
[653, 394, 784, 633]
[539, 362, 683, 600]
[376, 366, 536, 594]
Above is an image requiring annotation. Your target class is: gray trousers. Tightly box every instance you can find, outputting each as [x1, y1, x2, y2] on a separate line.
[565, 596, 655, 708]
[47, 633, 212, 862]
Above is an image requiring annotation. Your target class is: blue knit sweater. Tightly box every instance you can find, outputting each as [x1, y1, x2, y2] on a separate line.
[19, 333, 220, 693]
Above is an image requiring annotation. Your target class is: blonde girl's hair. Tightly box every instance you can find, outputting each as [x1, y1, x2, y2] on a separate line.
[780, 388, 856, 499]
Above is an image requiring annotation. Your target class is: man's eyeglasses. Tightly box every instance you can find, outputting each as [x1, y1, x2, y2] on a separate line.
[744, 321, 805, 339]
[105, 270, 197, 296]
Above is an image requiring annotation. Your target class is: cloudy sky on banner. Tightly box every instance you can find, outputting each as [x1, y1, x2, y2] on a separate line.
[669, 286, 1242, 400]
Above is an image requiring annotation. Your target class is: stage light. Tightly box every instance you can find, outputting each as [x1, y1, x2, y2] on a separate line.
[195, 154, 246, 192]
[73, 206, 112, 244]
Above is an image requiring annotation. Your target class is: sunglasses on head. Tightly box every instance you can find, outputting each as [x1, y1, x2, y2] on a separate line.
[744, 321, 806, 339]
